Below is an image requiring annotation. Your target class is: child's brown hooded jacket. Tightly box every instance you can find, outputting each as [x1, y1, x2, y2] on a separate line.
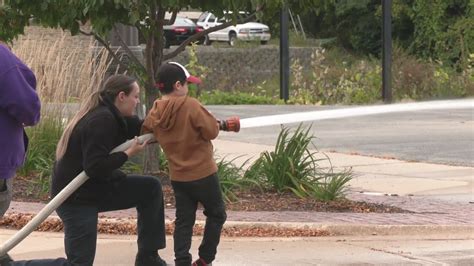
[142, 96, 219, 182]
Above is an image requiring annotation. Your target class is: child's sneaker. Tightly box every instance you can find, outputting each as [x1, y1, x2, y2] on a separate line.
[192, 258, 212, 266]
[135, 253, 167, 266]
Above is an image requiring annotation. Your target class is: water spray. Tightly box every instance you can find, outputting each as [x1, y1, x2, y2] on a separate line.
[240, 99, 474, 129]
[0, 99, 472, 255]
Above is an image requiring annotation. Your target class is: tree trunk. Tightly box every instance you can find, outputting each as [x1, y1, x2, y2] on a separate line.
[142, 8, 165, 175]
[143, 82, 161, 174]
[143, 143, 160, 174]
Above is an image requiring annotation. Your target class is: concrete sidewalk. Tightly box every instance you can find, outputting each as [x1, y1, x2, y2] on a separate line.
[213, 139, 474, 201]
[4, 139, 474, 237]
[1, 231, 473, 265]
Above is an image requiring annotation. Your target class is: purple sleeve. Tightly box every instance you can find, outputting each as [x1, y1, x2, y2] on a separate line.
[0, 65, 41, 126]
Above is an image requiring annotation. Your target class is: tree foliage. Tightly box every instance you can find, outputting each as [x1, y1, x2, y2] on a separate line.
[407, 0, 473, 68]
[0, 4, 29, 42]
[281, 0, 472, 68]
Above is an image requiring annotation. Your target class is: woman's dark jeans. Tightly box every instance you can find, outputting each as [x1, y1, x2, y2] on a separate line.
[171, 174, 227, 266]
[56, 175, 166, 266]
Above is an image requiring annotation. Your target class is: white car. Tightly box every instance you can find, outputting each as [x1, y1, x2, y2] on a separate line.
[197, 11, 271, 46]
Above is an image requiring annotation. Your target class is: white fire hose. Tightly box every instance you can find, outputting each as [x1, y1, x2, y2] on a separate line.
[0, 134, 155, 256]
[0, 98, 472, 255]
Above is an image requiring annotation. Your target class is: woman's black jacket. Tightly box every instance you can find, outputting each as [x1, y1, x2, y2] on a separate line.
[51, 100, 143, 205]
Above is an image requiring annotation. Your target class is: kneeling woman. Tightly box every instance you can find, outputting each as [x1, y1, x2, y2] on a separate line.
[51, 75, 166, 266]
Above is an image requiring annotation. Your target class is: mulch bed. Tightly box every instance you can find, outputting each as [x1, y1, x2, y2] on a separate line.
[0, 213, 330, 237]
[12, 175, 409, 214]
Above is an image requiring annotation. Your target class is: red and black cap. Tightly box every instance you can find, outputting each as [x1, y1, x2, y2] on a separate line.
[155, 62, 201, 91]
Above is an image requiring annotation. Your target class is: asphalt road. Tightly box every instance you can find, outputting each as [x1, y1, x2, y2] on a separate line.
[208, 103, 474, 167]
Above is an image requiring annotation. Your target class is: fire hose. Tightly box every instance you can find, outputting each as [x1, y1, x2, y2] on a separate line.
[0, 134, 155, 256]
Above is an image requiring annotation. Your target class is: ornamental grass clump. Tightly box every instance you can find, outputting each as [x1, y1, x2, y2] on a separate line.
[216, 156, 261, 203]
[14, 33, 114, 196]
[246, 124, 353, 201]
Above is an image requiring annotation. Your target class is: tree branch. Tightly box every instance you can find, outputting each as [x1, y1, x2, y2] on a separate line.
[164, 8, 179, 25]
[153, 8, 166, 71]
[144, 2, 159, 88]
[79, 29, 130, 72]
[112, 25, 147, 74]
[163, 13, 257, 61]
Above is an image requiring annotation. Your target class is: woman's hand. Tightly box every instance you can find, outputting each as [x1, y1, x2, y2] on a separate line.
[124, 136, 149, 158]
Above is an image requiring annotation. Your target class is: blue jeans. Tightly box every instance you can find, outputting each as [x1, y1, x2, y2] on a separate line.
[56, 175, 166, 266]
[171, 174, 226, 266]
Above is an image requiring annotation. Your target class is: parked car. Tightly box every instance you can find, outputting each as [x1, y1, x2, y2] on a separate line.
[197, 11, 271, 46]
[163, 17, 204, 48]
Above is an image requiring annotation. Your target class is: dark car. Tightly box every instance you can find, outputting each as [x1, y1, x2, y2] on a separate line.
[163, 17, 204, 48]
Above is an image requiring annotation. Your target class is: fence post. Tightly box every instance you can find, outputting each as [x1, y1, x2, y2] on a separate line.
[280, 4, 290, 102]
[382, 0, 392, 103]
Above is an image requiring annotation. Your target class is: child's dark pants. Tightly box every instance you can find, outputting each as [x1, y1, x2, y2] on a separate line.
[171, 173, 226, 266]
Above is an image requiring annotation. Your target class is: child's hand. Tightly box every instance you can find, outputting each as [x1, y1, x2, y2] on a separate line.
[124, 136, 149, 158]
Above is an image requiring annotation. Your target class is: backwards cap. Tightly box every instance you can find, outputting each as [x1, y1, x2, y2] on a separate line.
[155, 62, 201, 91]
[168, 62, 201, 84]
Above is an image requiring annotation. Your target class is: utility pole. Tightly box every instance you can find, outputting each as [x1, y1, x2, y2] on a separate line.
[382, 0, 392, 103]
[280, 4, 290, 102]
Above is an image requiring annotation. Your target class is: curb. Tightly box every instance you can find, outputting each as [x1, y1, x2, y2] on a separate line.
[2, 213, 472, 238]
[221, 221, 474, 237]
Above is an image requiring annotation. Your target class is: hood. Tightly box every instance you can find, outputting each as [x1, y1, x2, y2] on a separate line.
[147, 96, 187, 131]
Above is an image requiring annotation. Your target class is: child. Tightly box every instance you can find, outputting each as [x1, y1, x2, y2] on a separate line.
[142, 62, 239, 266]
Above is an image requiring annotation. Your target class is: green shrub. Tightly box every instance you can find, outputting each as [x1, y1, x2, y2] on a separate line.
[157, 146, 169, 173]
[265, 46, 473, 105]
[309, 170, 353, 201]
[267, 32, 335, 48]
[121, 160, 143, 174]
[246, 124, 353, 201]
[216, 156, 261, 203]
[392, 46, 473, 100]
[246, 125, 319, 194]
[287, 48, 383, 105]
[186, 43, 210, 98]
[198, 90, 282, 105]
[18, 115, 63, 195]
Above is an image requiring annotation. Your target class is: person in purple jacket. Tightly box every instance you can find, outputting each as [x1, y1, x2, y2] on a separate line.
[0, 41, 40, 216]
[0, 41, 69, 266]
